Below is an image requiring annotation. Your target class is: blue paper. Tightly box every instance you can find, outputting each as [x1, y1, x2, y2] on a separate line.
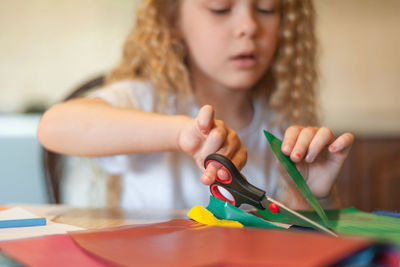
[0, 218, 46, 228]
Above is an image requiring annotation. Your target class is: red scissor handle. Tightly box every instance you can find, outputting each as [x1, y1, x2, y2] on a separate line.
[205, 154, 266, 209]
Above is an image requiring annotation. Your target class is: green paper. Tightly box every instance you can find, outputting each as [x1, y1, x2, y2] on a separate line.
[206, 196, 283, 230]
[261, 207, 400, 250]
[207, 196, 400, 249]
[263, 130, 332, 229]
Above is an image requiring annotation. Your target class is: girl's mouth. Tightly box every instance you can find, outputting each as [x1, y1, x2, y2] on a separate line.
[231, 53, 257, 68]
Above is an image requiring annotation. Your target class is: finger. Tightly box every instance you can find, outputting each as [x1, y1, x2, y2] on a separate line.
[201, 162, 219, 185]
[214, 129, 244, 181]
[291, 127, 318, 162]
[281, 126, 302, 155]
[328, 133, 354, 154]
[229, 145, 247, 171]
[305, 127, 335, 163]
[217, 168, 230, 180]
[195, 105, 215, 135]
[215, 129, 241, 159]
[215, 146, 247, 182]
[199, 121, 227, 160]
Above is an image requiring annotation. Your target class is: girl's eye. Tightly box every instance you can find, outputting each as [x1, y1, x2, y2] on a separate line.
[209, 8, 230, 14]
[257, 8, 275, 14]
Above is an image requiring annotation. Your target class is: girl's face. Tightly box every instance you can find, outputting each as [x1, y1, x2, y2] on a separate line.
[178, 0, 281, 92]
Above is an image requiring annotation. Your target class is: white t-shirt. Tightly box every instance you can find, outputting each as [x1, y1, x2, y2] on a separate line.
[90, 80, 283, 210]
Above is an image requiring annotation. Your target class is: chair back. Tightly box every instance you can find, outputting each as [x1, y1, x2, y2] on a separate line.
[42, 75, 105, 203]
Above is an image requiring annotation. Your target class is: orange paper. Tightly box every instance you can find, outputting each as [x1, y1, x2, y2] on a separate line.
[70, 219, 375, 266]
[0, 234, 109, 267]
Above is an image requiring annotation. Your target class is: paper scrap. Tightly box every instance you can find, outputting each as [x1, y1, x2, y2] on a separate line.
[188, 205, 243, 228]
[0, 207, 83, 241]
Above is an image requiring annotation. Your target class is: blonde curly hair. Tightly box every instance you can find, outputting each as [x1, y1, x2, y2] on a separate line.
[107, 0, 318, 128]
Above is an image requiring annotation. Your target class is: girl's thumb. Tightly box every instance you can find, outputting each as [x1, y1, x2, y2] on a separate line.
[196, 105, 215, 135]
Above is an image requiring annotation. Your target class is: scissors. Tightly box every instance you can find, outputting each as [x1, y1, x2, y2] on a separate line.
[204, 153, 337, 236]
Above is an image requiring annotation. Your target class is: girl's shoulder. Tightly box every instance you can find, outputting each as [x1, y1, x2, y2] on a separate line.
[105, 79, 154, 92]
[88, 79, 156, 111]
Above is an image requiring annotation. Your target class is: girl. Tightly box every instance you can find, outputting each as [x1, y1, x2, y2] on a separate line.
[38, 0, 354, 210]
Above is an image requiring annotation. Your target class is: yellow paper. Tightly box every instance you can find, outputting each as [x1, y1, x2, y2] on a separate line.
[188, 205, 243, 228]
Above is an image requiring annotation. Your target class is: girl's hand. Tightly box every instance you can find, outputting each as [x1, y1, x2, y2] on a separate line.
[281, 126, 354, 198]
[178, 105, 247, 185]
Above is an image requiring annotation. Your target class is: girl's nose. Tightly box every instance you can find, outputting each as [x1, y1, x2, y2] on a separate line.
[234, 11, 258, 38]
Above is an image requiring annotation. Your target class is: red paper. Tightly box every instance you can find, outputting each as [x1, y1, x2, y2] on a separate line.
[0, 234, 110, 267]
[70, 219, 374, 266]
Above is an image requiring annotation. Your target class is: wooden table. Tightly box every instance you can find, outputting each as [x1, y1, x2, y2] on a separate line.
[18, 204, 189, 229]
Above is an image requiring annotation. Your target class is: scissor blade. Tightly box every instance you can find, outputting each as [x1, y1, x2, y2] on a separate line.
[263, 197, 337, 237]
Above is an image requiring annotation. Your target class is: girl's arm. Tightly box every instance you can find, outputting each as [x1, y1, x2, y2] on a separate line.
[37, 97, 247, 184]
[38, 97, 190, 156]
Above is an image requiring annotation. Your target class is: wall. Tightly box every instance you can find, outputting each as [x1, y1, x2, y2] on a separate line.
[315, 0, 400, 136]
[1, 1, 400, 207]
[1, 0, 399, 136]
[0, 0, 138, 111]
[0, 115, 47, 204]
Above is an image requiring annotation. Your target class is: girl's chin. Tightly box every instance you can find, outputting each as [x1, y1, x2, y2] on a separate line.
[222, 79, 261, 91]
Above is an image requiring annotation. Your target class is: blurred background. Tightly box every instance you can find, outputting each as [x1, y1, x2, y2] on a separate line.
[0, 0, 399, 211]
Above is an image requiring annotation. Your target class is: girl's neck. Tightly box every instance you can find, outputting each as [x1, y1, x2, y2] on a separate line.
[193, 79, 254, 131]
